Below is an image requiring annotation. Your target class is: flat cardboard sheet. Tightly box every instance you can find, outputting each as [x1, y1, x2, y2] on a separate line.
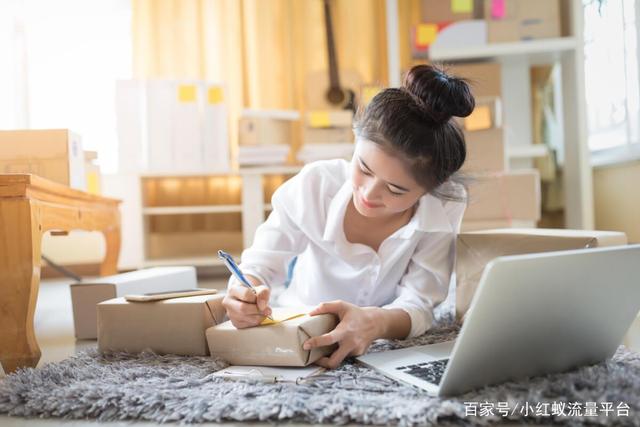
[456, 228, 628, 319]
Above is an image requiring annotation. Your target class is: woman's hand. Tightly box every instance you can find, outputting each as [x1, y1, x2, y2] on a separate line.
[302, 300, 383, 369]
[222, 275, 272, 329]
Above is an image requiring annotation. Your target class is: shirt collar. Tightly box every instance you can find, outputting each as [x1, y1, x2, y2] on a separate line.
[323, 180, 454, 243]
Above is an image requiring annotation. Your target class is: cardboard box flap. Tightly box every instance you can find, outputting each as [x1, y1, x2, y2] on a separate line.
[456, 228, 628, 320]
[205, 296, 227, 324]
[298, 314, 339, 365]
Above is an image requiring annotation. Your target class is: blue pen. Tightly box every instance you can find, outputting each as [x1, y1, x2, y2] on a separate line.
[218, 250, 273, 321]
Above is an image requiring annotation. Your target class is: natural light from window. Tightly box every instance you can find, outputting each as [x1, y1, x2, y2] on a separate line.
[584, 0, 640, 152]
[4, 0, 132, 174]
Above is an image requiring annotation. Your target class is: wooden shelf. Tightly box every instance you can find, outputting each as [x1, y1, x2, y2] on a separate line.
[507, 144, 549, 159]
[143, 205, 242, 215]
[430, 37, 578, 62]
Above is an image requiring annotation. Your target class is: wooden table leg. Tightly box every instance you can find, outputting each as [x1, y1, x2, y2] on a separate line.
[0, 200, 42, 374]
[100, 225, 121, 276]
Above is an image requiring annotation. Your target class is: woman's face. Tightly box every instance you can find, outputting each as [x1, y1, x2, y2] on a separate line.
[350, 139, 427, 219]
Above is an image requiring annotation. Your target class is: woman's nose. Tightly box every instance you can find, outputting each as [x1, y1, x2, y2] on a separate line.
[362, 181, 382, 201]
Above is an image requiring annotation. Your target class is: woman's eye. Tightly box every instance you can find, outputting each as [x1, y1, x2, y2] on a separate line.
[388, 188, 404, 196]
[360, 168, 371, 176]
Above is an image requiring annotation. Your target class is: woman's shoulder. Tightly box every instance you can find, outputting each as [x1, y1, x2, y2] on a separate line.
[277, 159, 348, 197]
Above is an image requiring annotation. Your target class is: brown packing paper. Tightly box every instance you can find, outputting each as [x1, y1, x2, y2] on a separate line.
[206, 307, 339, 367]
[455, 228, 628, 320]
[98, 294, 226, 356]
[446, 62, 502, 98]
[484, 0, 561, 43]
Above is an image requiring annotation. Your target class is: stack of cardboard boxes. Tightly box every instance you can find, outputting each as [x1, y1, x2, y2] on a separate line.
[298, 110, 354, 163]
[413, 0, 562, 56]
[237, 109, 299, 166]
[446, 61, 541, 231]
[0, 129, 87, 191]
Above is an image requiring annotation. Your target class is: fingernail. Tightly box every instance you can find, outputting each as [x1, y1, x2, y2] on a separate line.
[303, 343, 310, 350]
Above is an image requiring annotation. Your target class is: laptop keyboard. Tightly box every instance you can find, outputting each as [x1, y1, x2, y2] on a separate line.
[395, 358, 449, 385]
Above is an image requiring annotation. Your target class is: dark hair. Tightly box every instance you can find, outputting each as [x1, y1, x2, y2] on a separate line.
[353, 64, 474, 201]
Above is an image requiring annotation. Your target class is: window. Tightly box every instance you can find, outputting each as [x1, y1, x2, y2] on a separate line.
[583, 0, 640, 153]
[1, 0, 132, 173]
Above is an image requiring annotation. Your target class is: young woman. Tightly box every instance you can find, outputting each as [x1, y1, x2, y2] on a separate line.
[222, 64, 474, 369]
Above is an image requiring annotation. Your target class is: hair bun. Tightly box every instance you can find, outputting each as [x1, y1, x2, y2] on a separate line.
[402, 64, 475, 125]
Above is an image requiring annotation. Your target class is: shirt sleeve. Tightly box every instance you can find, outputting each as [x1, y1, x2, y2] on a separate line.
[231, 170, 311, 290]
[382, 198, 466, 339]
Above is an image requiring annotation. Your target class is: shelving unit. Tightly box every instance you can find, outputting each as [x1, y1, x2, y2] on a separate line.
[136, 166, 300, 268]
[386, 0, 593, 229]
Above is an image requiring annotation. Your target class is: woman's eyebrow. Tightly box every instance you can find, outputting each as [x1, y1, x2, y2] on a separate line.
[359, 157, 410, 192]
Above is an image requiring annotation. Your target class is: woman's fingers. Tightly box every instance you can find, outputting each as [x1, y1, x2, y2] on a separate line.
[225, 296, 266, 316]
[229, 283, 257, 303]
[315, 344, 351, 370]
[309, 300, 345, 317]
[254, 285, 271, 312]
[303, 330, 340, 350]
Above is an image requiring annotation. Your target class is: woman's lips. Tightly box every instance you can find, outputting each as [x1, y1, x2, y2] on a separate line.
[360, 194, 383, 209]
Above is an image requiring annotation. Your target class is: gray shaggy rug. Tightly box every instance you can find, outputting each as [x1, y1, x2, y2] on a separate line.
[1, 312, 639, 426]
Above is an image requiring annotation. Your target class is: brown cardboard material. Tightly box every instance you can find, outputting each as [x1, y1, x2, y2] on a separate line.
[239, 117, 292, 146]
[456, 228, 628, 319]
[462, 128, 505, 172]
[306, 110, 353, 128]
[0, 129, 86, 190]
[206, 308, 339, 367]
[484, 0, 561, 43]
[446, 62, 501, 98]
[70, 266, 197, 340]
[303, 127, 353, 144]
[97, 294, 226, 356]
[421, 0, 479, 22]
[465, 170, 541, 221]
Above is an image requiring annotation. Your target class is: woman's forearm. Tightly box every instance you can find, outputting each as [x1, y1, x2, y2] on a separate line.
[367, 307, 412, 340]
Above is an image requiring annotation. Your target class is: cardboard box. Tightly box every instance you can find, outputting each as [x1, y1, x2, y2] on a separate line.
[98, 294, 226, 356]
[303, 127, 353, 144]
[462, 128, 505, 172]
[70, 266, 197, 340]
[455, 96, 502, 131]
[421, 0, 478, 22]
[239, 117, 292, 146]
[206, 308, 338, 367]
[484, 0, 561, 43]
[465, 170, 541, 221]
[456, 228, 628, 319]
[445, 62, 502, 98]
[306, 110, 353, 128]
[0, 129, 86, 190]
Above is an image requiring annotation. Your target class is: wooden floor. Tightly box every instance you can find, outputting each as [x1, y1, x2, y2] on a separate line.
[1, 276, 639, 427]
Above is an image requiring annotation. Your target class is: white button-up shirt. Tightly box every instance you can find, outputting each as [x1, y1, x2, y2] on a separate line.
[236, 159, 466, 338]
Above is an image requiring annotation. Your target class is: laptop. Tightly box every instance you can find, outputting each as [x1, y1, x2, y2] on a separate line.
[357, 244, 640, 396]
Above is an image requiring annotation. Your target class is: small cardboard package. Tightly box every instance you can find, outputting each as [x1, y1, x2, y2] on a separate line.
[447, 62, 502, 98]
[484, 0, 561, 43]
[239, 117, 292, 146]
[98, 294, 226, 356]
[0, 129, 86, 190]
[462, 128, 505, 173]
[456, 228, 628, 319]
[206, 308, 338, 367]
[465, 170, 541, 221]
[70, 266, 197, 340]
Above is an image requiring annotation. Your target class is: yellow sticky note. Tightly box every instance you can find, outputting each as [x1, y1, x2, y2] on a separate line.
[208, 86, 223, 104]
[309, 111, 332, 128]
[178, 84, 197, 103]
[260, 313, 306, 326]
[465, 105, 493, 131]
[451, 0, 473, 14]
[416, 24, 438, 47]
